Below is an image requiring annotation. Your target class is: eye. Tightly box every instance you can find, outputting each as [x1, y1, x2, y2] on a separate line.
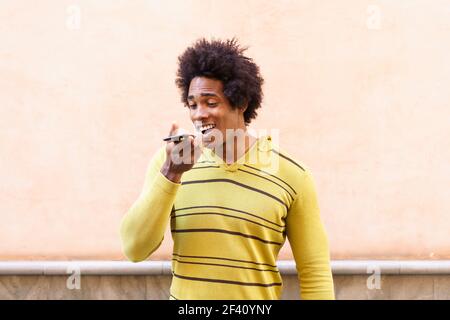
[187, 102, 216, 109]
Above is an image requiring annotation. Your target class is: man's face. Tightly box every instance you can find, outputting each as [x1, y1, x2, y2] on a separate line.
[187, 76, 245, 149]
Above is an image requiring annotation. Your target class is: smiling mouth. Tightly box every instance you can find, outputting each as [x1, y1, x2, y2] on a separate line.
[200, 124, 216, 134]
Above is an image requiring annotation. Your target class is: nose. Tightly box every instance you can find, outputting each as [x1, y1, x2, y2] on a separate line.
[191, 103, 210, 121]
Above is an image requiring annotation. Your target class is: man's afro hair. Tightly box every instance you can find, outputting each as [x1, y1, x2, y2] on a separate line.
[175, 37, 264, 125]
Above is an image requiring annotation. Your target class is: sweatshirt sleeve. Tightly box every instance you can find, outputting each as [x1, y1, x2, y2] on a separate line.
[286, 169, 335, 300]
[120, 146, 181, 262]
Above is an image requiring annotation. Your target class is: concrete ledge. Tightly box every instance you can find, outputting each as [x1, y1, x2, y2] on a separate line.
[1, 260, 450, 276]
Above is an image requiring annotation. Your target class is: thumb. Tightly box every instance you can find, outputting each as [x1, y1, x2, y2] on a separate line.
[169, 121, 179, 136]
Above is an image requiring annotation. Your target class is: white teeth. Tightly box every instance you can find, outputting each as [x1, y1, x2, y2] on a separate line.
[199, 124, 215, 132]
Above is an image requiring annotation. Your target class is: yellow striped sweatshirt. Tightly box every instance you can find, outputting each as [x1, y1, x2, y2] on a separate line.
[120, 135, 335, 299]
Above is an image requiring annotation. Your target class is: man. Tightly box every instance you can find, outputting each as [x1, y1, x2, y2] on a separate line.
[120, 38, 335, 300]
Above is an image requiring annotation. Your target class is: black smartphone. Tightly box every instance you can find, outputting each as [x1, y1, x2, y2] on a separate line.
[162, 133, 196, 142]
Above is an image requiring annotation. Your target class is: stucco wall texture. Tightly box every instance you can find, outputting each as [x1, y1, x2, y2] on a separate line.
[1, 0, 449, 260]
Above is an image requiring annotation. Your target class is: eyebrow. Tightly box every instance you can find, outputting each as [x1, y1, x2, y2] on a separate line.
[187, 93, 219, 100]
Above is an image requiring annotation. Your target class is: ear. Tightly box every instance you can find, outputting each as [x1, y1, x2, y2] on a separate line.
[240, 99, 248, 113]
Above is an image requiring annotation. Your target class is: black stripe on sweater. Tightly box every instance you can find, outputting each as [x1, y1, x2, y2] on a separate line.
[243, 164, 297, 195]
[181, 179, 288, 211]
[172, 258, 279, 273]
[172, 272, 282, 287]
[171, 211, 284, 234]
[270, 149, 305, 171]
[171, 228, 282, 245]
[237, 168, 294, 201]
[173, 205, 285, 228]
[172, 253, 278, 268]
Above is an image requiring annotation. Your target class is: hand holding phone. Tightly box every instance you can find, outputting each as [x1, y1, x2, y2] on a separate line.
[160, 122, 202, 183]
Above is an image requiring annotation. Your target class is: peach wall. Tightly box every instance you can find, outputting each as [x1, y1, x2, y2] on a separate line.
[0, 0, 449, 260]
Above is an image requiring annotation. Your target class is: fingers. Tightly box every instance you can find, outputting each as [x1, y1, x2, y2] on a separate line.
[169, 135, 202, 167]
[190, 136, 203, 162]
[168, 121, 179, 136]
[166, 122, 202, 167]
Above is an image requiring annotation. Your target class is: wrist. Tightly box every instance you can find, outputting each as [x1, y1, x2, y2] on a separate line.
[160, 163, 182, 183]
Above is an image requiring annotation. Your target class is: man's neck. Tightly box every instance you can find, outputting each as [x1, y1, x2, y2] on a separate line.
[217, 131, 258, 165]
